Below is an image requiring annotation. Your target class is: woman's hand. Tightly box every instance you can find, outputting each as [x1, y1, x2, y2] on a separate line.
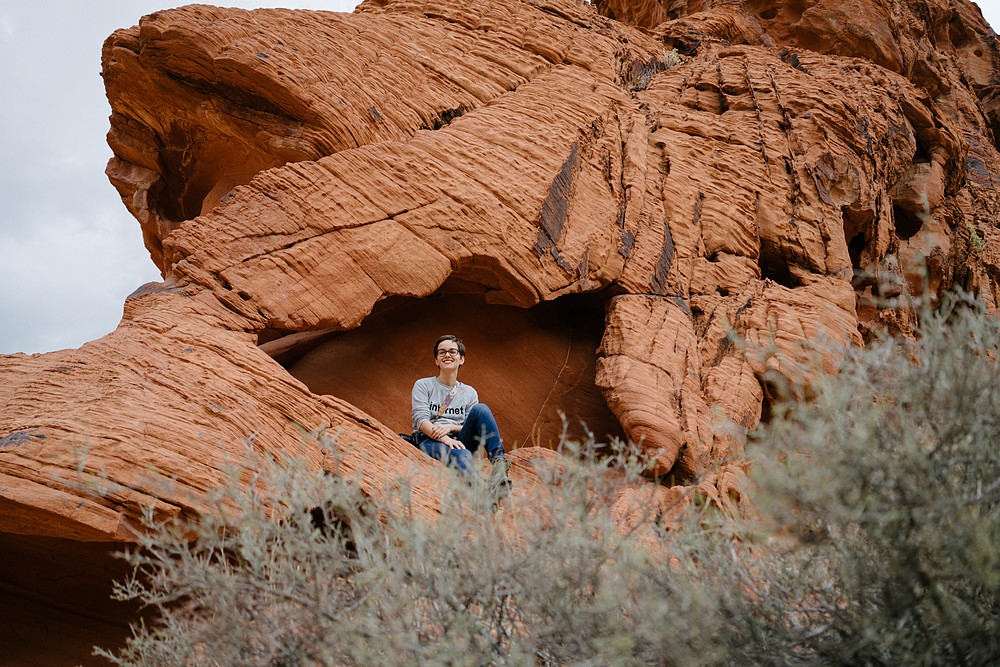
[441, 435, 466, 450]
[423, 421, 464, 448]
[428, 423, 449, 440]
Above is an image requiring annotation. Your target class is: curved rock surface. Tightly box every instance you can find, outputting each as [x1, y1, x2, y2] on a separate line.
[3, 0, 1000, 661]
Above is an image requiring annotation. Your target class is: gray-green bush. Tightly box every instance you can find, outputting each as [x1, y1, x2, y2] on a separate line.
[98, 297, 1000, 666]
[725, 295, 1000, 665]
[96, 438, 720, 666]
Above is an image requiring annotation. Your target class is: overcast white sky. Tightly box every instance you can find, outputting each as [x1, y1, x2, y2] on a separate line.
[1, 1, 999, 354]
[0, 1, 358, 355]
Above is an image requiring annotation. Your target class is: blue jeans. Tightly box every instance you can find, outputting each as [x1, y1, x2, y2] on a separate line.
[417, 403, 505, 477]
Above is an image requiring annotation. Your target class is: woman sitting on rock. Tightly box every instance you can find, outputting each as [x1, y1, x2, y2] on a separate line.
[410, 334, 512, 500]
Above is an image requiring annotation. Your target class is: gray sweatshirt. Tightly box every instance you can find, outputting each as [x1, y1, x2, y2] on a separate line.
[411, 377, 479, 433]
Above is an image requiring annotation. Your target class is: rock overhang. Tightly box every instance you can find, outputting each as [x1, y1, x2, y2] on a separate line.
[84, 0, 1000, 487]
[5, 0, 1000, 659]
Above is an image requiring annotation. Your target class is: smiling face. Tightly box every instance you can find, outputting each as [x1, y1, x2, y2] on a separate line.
[434, 338, 465, 374]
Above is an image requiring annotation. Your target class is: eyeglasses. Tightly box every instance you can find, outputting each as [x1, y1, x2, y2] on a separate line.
[436, 348, 461, 358]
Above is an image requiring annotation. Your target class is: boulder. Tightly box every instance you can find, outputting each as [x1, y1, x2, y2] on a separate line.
[3, 0, 1000, 661]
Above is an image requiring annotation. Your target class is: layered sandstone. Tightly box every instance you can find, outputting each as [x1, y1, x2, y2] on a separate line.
[2, 0, 1000, 662]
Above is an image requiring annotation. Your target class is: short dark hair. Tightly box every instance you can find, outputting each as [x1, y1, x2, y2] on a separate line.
[434, 334, 465, 358]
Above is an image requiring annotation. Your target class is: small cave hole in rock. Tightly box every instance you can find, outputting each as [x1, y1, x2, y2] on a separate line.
[842, 202, 876, 281]
[756, 377, 782, 427]
[747, 0, 805, 23]
[893, 204, 924, 240]
[848, 232, 867, 271]
[948, 16, 970, 47]
[912, 137, 931, 164]
[258, 287, 625, 453]
[990, 117, 1000, 153]
[758, 240, 801, 288]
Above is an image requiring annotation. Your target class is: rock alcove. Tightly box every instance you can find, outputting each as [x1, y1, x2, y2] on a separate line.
[263, 288, 626, 452]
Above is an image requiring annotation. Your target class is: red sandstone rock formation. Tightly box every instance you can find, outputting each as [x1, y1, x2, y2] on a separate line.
[3, 0, 1000, 662]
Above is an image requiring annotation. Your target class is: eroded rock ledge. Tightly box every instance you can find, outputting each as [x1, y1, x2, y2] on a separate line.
[3, 0, 1000, 661]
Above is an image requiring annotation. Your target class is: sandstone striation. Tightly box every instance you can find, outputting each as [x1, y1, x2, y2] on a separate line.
[3, 0, 1000, 662]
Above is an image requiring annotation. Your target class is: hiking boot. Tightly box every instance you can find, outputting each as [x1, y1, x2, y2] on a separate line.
[488, 456, 512, 502]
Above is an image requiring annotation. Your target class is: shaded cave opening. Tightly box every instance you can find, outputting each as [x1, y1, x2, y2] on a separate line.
[0, 533, 142, 666]
[758, 239, 803, 289]
[912, 136, 932, 165]
[990, 116, 1000, 154]
[756, 377, 779, 427]
[893, 203, 924, 241]
[842, 202, 877, 279]
[122, 104, 318, 230]
[156, 134, 293, 224]
[259, 283, 626, 453]
[848, 232, 867, 271]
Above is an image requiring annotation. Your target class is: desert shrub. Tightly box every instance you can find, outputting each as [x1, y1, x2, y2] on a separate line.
[722, 295, 1000, 665]
[95, 438, 725, 667]
[96, 297, 1000, 666]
